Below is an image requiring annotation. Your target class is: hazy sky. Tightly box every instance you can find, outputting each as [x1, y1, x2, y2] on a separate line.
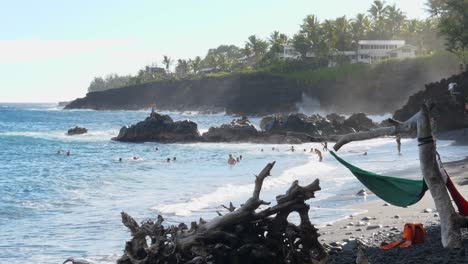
[0, 0, 429, 102]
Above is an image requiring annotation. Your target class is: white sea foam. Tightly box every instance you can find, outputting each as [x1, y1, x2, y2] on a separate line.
[0, 129, 116, 142]
[153, 152, 345, 216]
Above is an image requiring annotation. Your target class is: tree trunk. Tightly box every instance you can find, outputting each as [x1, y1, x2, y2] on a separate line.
[333, 105, 464, 248]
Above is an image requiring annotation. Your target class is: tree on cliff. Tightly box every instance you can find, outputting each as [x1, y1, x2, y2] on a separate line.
[189, 56, 202, 74]
[88, 74, 131, 92]
[245, 35, 269, 58]
[427, 0, 468, 66]
[162, 56, 172, 73]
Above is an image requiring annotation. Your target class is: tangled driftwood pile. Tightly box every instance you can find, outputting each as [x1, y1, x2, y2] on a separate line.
[117, 162, 327, 264]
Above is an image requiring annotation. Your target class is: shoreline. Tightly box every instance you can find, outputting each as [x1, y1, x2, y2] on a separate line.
[318, 154, 468, 261]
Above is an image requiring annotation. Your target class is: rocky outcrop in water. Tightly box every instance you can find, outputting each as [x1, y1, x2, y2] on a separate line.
[343, 113, 376, 132]
[113, 112, 378, 144]
[202, 124, 259, 142]
[113, 113, 201, 142]
[394, 71, 468, 132]
[259, 113, 375, 137]
[67, 126, 88, 135]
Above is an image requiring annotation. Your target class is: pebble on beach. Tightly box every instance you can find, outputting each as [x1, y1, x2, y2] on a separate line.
[356, 189, 368, 196]
[423, 208, 433, 213]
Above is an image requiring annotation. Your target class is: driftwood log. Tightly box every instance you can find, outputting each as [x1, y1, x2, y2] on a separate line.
[333, 104, 468, 248]
[117, 162, 327, 264]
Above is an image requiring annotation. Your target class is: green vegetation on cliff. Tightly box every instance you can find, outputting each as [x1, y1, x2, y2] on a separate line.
[87, 0, 452, 93]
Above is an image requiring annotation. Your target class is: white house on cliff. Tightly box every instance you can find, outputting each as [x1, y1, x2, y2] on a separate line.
[279, 40, 417, 66]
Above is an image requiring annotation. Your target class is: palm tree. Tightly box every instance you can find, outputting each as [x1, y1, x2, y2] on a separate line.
[269, 31, 289, 54]
[385, 4, 406, 37]
[300, 15, 321, 47]
[368, 0, 390, 38]
[190, 56, 202, 74]
[292, 33, 311, 59]
[162, 56, 172, 73]
[246, 35, 269, 57]
[334, 16, 351, 51]
[321, 19, 336, 50]
[241, 44, 252, 58]
[368, 0, 388, 21]
[350, 13, 371, 59]
[175, 59, 189, 77]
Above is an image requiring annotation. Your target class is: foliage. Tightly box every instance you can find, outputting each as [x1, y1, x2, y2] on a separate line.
[90, 1, 452, 90]
[88, 74, 132, 92]
[427, 0, 468, 64]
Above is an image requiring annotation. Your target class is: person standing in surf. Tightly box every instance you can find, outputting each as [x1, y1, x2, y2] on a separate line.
[396, 133, 401, 155]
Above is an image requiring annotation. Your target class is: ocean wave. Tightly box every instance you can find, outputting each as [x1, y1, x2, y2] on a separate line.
[0, 130, 116, 142]
[152, 155, 346, 216]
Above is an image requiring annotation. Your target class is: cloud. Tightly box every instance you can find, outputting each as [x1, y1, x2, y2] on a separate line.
[0, 39, 138, 64]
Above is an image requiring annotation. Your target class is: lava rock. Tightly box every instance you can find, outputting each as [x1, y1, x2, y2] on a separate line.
[67, 126, 88, 135]
[113, 113, 201, 142]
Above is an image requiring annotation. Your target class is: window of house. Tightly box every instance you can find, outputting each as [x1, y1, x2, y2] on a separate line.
[390, 53, 397, 57]
[402, 48, 411, 53]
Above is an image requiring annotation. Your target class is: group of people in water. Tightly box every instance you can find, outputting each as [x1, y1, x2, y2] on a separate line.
[252, 142, 329, 164]
[56, 149, 71, 156]
[228, 154, 242, 165]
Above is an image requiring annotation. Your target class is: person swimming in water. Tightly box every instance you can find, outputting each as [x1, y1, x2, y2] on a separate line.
[133, 156, 139, 160]
[173, 157, 176, 161]
[166, 158, 171, 162]
[239, 155, 243, 160]
[228, 154, 236, 165]
[66, 151, 70, 156]
[236, 157, 240, 163]
[290, 146, 295, 152]
[119, 158, 122, 162]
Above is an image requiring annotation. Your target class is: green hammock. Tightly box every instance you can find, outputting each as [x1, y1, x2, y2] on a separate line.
[330, 151, 428, 207]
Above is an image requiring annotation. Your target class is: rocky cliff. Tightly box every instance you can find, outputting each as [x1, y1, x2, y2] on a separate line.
[394, 71, 468, 132]
[66, 55, 459, 115]
[66, 74, 303, 115]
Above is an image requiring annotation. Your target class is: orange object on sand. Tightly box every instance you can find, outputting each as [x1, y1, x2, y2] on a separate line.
[379, 223, 426, 250]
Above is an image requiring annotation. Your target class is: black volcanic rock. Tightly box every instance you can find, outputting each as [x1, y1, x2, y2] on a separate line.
[113, 113, 201, 142]
[202, 124, 259, 142]
[259, 113, 371, 137]
[343, 113, 376, 132]
[67, 126, 88, 135]
[394, 71, 468, 132]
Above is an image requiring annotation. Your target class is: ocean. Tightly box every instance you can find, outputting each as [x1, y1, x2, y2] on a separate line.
[1, 103, 467, 263]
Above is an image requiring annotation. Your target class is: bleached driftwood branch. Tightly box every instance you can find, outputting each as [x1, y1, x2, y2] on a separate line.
[118, 162, 327, 264]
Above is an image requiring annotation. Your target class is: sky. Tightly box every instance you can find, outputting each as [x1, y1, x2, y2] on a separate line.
[0, 0, 429, 102]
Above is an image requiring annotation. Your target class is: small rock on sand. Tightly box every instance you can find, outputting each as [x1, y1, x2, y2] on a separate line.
[393, 215, 400, 219]
[434, 213, 439, 217]
[361, 216, 371, 221]
[326, 223, 333, 226]
[366, 224, 382, 230]
[383, 203, 389, 206]
[424, 208, 433, 213]
[356, 189, 368, 196]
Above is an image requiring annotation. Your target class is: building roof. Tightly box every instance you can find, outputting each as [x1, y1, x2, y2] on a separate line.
[358, 40, 405, 45]
[388, 44, 418, 51]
